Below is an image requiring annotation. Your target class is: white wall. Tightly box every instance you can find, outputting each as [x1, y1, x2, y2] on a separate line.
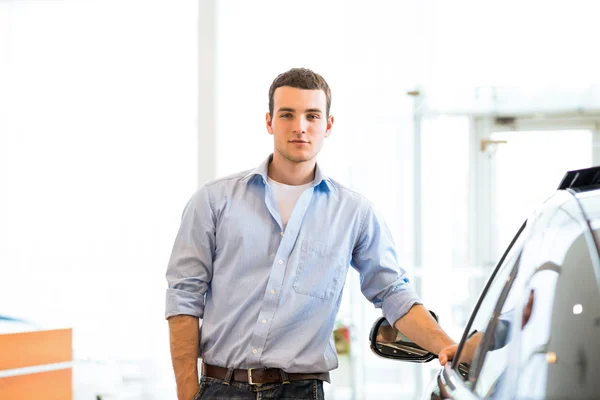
[0, 1, 198, 397]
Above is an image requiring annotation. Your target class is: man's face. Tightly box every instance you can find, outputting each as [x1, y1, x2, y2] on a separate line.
[266, 86, 333, 164]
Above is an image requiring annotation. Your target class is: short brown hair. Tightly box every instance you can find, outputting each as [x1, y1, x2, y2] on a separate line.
[268, 68, 332, 118]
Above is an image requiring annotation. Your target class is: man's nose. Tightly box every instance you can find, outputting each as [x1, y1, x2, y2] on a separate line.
[293, 116, 308, 134]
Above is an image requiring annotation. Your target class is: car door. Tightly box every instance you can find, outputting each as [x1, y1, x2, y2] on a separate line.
[508, 193, 600, 400]
[435, 191, 593, 400]
[502, 197, 584, 400]
[469, 192, 599, 400]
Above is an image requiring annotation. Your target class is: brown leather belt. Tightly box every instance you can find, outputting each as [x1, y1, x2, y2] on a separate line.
[202, 362, 330, 385]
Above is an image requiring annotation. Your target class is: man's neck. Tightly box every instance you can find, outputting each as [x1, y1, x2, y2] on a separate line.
[268, 153, 316, 186]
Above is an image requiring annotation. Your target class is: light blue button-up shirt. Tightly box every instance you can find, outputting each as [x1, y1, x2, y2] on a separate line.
[165, 155, 421, 373]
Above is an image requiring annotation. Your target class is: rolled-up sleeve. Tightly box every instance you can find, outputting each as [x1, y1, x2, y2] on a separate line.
[165, 186, 215, 319]
[351, 201, 422, 326]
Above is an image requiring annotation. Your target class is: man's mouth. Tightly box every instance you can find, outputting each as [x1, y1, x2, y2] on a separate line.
[290, 140, 309, 144]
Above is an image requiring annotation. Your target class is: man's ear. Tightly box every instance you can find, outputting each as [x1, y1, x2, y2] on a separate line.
[266, 112, 273, 135]
[325, 115, 335, 138]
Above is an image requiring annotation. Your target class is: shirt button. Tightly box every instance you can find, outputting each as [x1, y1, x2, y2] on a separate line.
[262, 319, 267, 324]
[280, 231, 284, 236]
[278, 260, 283, 265]
[252, 349, 257, 354]
[270, 289, 276, 294]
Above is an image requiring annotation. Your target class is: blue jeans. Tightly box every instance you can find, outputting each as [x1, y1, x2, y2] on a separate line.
[193, 376, 325, 400]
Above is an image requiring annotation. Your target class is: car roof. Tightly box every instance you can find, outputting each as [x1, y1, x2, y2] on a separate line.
[558, 172, 600, 292]
[557, 166, 600, 224]
[572, 188, 600, 220]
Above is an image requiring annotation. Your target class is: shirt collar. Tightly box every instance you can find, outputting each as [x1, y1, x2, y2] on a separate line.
[243, 154, 336, 193]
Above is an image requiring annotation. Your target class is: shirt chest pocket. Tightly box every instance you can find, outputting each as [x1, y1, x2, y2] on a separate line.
[293, 240, 347, 299]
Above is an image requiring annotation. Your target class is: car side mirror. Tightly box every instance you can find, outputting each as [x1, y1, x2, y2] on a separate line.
[369, 310, 439, 363]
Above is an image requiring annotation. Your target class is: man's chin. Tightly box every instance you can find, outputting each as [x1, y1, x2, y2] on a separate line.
[280, 151, 316, 164]
[289, 155, 315, 163]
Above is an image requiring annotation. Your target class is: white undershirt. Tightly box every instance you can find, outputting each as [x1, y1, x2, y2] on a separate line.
[268, 177, 313, 228]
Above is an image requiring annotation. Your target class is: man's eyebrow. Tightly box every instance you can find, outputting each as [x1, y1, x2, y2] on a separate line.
[277, 107, 324, 114]
[277, 107, 296, 113]
[305, 108, 323, 114]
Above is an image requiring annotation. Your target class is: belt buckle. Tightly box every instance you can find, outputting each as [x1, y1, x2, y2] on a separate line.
[247, 368, 260, 386]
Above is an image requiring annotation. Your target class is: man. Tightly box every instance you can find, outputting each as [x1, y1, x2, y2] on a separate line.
[166, 68, 456, 400]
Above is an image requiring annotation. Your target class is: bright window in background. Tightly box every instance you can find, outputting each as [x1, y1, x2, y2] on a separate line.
[491, 130, 593, 255]
[0, 1, 197, 398]
[418, 116, 471, 384]
[420, 117, 471, 334]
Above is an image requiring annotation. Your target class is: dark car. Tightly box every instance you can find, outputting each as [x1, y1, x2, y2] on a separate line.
[369, 166, 600, 400]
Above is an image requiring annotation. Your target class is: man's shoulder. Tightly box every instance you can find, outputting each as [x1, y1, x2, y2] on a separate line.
[325, 177, 370, 204]
[190, 169, 255, 207]
[325, 178, 382, 223]
[203, 168, 255, 189]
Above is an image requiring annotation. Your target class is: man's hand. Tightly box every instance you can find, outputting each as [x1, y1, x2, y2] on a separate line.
[438, 343, 457, 366]
[439, 331, 484, 366]
[168, 315, 200, 400]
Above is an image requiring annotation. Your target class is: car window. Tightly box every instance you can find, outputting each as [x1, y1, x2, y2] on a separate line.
[470, 252, 528, 398]
[452, 221, 526, 385]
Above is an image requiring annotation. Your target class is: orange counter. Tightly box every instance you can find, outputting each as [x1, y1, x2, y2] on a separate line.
[0, 329, 72, 400]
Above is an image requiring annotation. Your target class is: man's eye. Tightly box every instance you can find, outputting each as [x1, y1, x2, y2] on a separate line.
[280, 113, 292, 118]
[307, 114, 320, 120]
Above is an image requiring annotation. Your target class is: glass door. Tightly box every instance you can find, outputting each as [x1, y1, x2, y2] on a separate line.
[475, 117, 599, 265]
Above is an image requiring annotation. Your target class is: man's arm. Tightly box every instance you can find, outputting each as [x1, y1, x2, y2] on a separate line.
[166, 188, 216, 398]
[394, 304, 456, 359]
[168, 315, 200, 400]
[349, 203, 456, 364]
